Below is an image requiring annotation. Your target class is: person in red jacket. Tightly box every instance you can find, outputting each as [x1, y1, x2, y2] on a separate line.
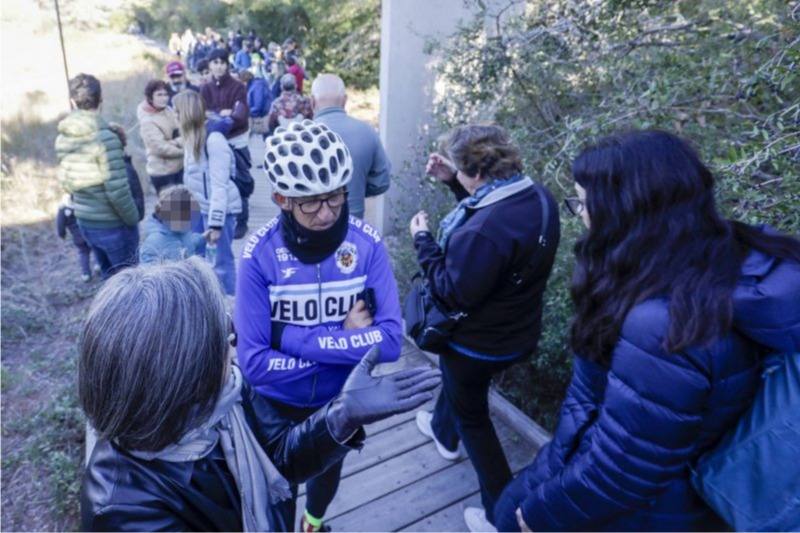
[285, 53, 305, 94]
[200, 48, 253, 239]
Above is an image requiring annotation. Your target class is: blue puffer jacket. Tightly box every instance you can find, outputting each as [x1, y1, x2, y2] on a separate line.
[139, 215, 205, 264]
[495, 248, 800, 531]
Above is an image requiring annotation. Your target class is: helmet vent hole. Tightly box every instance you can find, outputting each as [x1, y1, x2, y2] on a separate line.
[274, 164, 284, 176]
[288, 162, 299, 177]
[266, 152, 276, 163]
[277, 145, 289, 157]
[310, 127, 321, 135]
[290, 143, 304, 156]
[319, 136, 330, 150]
[302, 164, 315, 182]
[327, 132, 336, 143]
[294, 183, 310, 193]
[319, 167, 329, 185]
[277, 182, 289, 190]
[301, 132, 313, 143]
[270, 137, 280, 146]
[342, 169, 350, 181]
[329, 156, 338, 175]
[284, 133, 297, 142]
[336, 149, 344, 165]
[310, 149, 323, 165]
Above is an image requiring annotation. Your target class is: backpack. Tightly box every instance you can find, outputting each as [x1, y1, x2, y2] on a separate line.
[229, 145, 254, 198]
[691, 352, 800, 531]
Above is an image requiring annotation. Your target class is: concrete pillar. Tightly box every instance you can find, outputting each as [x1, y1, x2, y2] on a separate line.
[368, 0, 472, 234]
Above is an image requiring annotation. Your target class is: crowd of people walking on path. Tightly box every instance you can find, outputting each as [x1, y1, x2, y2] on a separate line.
[54, 26, 800, 533]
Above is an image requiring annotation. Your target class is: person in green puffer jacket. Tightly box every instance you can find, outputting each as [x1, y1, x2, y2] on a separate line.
[55, 73, 140, 279]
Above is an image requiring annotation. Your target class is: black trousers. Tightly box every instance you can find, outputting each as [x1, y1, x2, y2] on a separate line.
[431, 347, 518, 526]
[268, 400, 346, 525]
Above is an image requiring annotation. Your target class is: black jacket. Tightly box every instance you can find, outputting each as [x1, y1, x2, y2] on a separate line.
[414, 178, 560, 357]
[81, 383, 362, 531]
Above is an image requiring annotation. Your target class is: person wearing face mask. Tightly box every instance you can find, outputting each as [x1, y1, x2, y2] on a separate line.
[165, 61, 198, 106]
[139, 185, 206, 264]
[235, 119, 404, 532]
[137, 80, 184, 193]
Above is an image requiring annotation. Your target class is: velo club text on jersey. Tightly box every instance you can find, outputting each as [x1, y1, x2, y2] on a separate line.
[269, 276, 367, 325]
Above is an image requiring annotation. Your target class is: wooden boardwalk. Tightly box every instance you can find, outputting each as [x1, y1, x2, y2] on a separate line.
[232, 135, 542, 531]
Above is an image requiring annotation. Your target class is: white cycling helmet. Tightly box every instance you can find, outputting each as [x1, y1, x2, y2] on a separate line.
[264, 119, 353, 197]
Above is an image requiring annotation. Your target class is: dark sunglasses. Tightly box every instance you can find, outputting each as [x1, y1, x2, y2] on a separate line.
[294, 191, 347, 215]
[564, 197, 585, 217]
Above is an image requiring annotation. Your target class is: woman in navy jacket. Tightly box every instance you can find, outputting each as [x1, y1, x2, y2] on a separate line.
[494, 130, 800, 531]
[409, 124, 560, 531]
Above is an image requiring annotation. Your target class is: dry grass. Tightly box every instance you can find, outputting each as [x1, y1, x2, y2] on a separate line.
[1, 1, 171, 529]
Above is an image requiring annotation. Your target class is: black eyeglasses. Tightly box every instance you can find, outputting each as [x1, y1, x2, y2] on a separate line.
[564, 197, 585, 217]
[294, 191, 347, 215]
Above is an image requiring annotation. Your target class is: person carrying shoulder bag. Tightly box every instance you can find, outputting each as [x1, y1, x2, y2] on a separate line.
[407, 124, 561, 532]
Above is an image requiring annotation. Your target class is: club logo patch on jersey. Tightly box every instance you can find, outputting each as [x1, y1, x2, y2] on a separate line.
[335, 241, 358, 274]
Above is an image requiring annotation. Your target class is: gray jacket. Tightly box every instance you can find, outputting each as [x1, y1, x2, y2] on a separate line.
[183, 132, 242, 228]
[313, 107, 391, 218]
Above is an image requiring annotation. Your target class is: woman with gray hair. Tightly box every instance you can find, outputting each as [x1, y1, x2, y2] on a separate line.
[80, 258, 440, 531]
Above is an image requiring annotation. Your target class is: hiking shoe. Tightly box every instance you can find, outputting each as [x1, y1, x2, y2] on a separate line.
[463, 507, 497, 533]
[299, 515, 331, 532]
[234, 223, 249, 240]
[416, 410, 462, 461]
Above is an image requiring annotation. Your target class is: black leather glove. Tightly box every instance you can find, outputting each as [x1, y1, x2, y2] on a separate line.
[326, 346, 441, 443]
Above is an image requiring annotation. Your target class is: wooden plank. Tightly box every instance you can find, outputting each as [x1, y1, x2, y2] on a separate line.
[302, 440, 468, 520]
[363, 395, 435, 436]
[297, 415, 432, 499]
[327, 420, 537, 532]
[403, 426, 541, 532]
[407, 493, 481, 532]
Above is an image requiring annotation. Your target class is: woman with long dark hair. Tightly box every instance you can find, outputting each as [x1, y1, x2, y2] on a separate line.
[494, 130, 800, 531]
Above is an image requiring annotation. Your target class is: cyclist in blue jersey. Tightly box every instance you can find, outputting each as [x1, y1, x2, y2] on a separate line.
[235, 119, 403, 532]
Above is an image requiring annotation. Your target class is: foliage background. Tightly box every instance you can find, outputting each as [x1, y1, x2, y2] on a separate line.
[113, 0, 381, 89]
[391, 0, 800, 430]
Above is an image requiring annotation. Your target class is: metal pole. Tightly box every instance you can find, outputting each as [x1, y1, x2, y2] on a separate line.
[54, 0, 71, 108]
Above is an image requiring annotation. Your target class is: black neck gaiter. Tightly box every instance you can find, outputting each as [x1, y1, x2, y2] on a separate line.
[280, 203, 350, 264]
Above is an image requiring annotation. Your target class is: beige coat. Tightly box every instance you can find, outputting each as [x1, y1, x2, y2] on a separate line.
[136, 101, 183, 177]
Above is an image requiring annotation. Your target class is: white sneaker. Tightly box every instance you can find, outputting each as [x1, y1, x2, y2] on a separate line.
[463, 507, 497, 533]
[415, 410, 462, 461]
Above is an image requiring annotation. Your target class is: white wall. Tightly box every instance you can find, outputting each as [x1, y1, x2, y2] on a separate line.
[367, 0, 471, 233]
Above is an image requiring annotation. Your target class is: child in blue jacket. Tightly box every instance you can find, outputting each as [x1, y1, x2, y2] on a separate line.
[139, 185, 206, 264]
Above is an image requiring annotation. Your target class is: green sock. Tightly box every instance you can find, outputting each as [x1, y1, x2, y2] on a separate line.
[304, 509, 323, 528]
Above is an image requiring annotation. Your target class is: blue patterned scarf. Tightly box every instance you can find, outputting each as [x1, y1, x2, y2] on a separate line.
[436, 174, 527, 248]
